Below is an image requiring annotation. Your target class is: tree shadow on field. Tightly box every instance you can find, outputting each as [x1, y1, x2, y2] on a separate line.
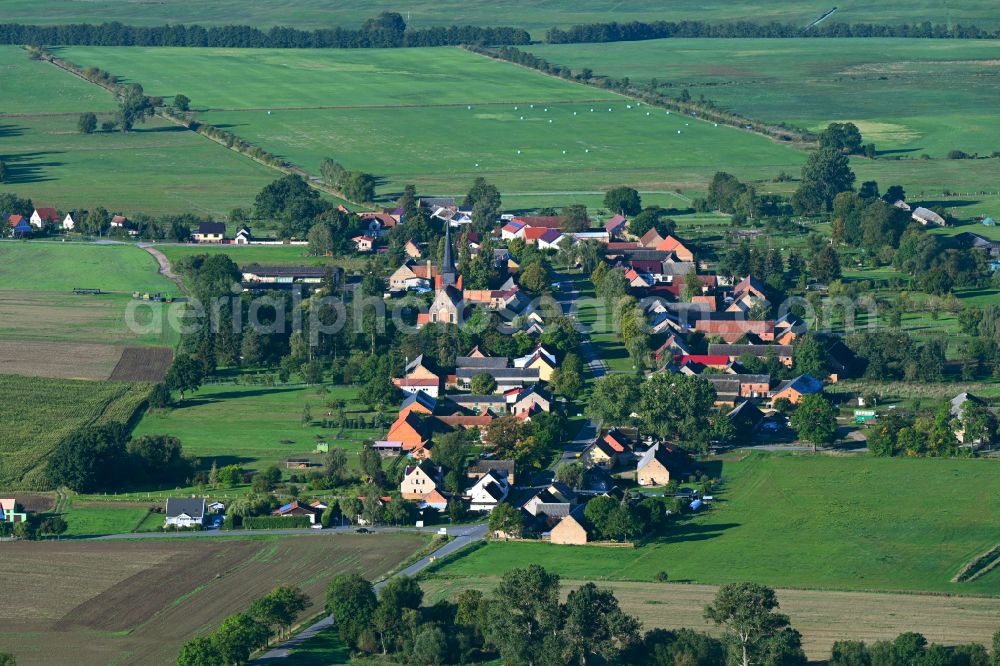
[210, 122, 250, 130]
[0, 123, 26, 138]
[917, 199, 979, 210]
[1, 150, 64, 184]
[649, 520, 739, 545]
[875, 147, 922, 156]
[195, 455, 255, 470]
[178, 385, 302, 406]
[133, 124, 186, 134]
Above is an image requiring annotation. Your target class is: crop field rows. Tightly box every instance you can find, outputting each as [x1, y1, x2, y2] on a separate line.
[0, 534, 427, 665]
[0, 374, 152, 488]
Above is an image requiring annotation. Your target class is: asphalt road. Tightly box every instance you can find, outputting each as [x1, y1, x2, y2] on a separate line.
[253, 523, 489, 662]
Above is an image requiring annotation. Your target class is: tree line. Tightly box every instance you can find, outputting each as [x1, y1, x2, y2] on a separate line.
[176, 585, 310, 666]
[544, 19, 1000, 44]
[0, 14, 529, 48]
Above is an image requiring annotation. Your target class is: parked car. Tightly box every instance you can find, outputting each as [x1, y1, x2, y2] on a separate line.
[355, 527, 372, 534]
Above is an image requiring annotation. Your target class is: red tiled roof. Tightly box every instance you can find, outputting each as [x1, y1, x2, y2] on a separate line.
[675, 355, 731, 366]
[513, 216, 564, 229]
[33, 207, 58, 222]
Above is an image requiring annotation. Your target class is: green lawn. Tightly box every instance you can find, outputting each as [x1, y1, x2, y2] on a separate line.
[527, 39, 1000, 156]
[11, 0, 1000, 33]
[0, 242, 174, 292]
[156, 244, 367, 271]
[53, 46, 805, 201]
[61, 504, 151, 536]
[133, 382, 384, 474]
[432, 453, 1000, 595]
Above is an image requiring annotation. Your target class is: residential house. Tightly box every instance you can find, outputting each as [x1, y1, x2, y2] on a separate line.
[674, 355, 733, 371]
[0, 499, 27, 524]
[654, 334, 692, 365]
[636, 444, 672, 486]
[420, 489, 449, 511]
[501, 221, 526, 240]
[271, 501, 318, 523]
[468, 470, 509, 512]
[8, 215, 32, 237]
[467, 459, 515, 486]
[193, 221, 226, 243]
[771, 374, 823, 405]
[394, 354, 442, 397]
[352, 235, 375, 252]
[207, 501, 226, 513]
[389, 260, 437, 291]
[535, 229, 564, 249]
[30, 207, 59, 228]
[513, 346, 557, 381]
[656, 235, 694, 262]
[62, 212, 77, 230]
[583, 438, 624, 469]
[523, 482, 577, 517]
[774, 313, 807, 345]
[728, 400, 765, 435]
[604, 214, 627, 238]
[625, 267, 654, 288]
[512, 385, 551, 416]
[400, 462, 442, 500]
[164, 498, 206, 528]
[359, 211, 398, 237]
[950, 392, 997, 445]
[549, 505, 590, 545]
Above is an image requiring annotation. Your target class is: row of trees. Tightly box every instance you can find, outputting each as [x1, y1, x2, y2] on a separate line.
[319, 158, 376, 203]
[0, 14, 530, 48]
[322, 567, 833, 666]
[868, 404, 998, 457]
[544, 19, 1000, 43]
[177, 586, 310, 666]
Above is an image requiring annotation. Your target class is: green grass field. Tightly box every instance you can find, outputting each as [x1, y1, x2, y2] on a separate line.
[0, 375, 151, 489]
[527, 39, 1000, 156]
[0, 112, 278, 217]
[431, 453, 1000, 595]
[155, 244, 368, 271]
[0, 242, 174, 292]
[11, 0, 1000, 32]
[0, 46, 117, 113]
[132, 382, 384, 474]
[0, 46, 281, 217]
[53, 46, 805, 201]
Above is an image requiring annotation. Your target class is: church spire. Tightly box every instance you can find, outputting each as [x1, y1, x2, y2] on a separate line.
[440, 221, 456, 287]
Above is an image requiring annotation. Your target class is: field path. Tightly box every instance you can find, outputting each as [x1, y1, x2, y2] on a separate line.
[140, 245, 186, 294]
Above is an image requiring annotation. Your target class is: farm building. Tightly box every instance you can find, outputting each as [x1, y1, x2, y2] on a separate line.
[549, 505, 590, 545]
[771, 374, 823, 405]
[911, 207, 946, 227]
[164, 498, 205, 528]
[636, 444, 673, 486]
